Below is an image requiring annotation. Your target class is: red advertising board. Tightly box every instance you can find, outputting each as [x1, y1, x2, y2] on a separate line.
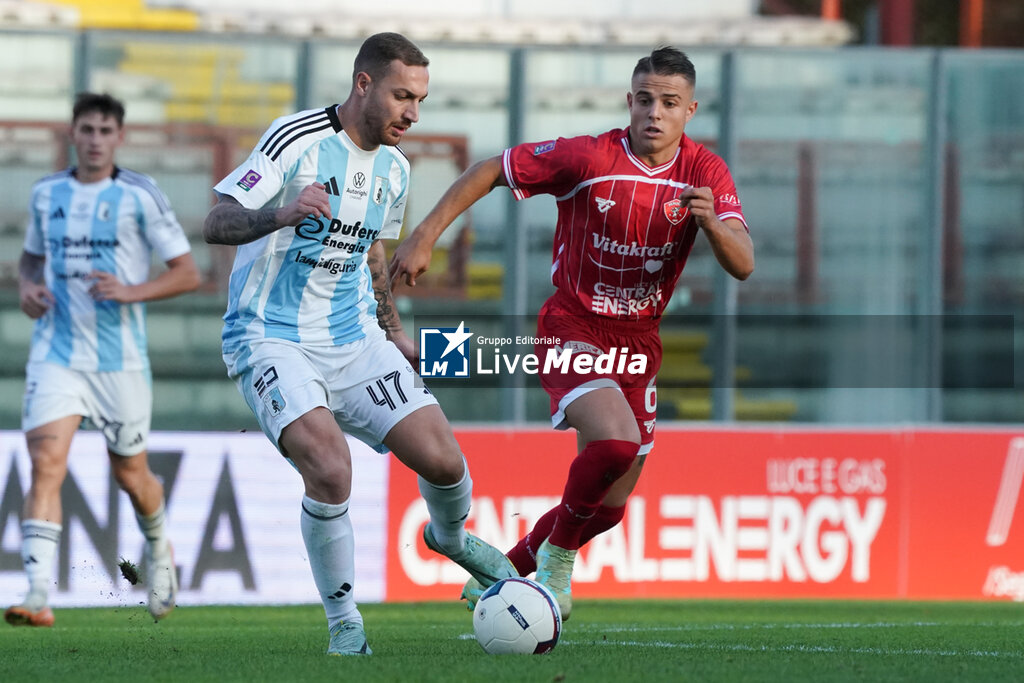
[385, 427, 1024, 602]
[904, 431, 1024, 600]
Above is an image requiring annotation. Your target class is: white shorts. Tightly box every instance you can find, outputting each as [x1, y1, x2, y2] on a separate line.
[225, 332, 438, 453]
[22, 361, 152, 456]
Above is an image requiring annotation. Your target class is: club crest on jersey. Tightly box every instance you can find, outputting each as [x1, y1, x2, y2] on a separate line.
[237, 169, 262, 191]
[663, 198, 688, 225]
[264, 387, 286, 416]
[373, 176, 388, 205]
[533, 141, 556, 155]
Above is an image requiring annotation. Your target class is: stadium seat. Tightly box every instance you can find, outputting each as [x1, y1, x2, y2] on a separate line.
[466, 262, 503, 301]
[657, 329, 798, 421]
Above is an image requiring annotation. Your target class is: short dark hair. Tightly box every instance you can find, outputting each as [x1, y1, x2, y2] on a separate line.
[353, 32, 429, 81]
[633, 47, 696, 87]
[72, 92, 125, 127]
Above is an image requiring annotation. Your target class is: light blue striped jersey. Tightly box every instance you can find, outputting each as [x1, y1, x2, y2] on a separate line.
[23, 168, 192, 371]
[213, 105, 410, 352]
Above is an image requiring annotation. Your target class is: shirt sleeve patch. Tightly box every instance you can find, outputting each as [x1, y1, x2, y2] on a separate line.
[533, 141, 556, 155]
[236, 169, 263, 191]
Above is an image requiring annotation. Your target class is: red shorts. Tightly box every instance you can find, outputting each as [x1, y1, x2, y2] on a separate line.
[534, 292, 663, 455]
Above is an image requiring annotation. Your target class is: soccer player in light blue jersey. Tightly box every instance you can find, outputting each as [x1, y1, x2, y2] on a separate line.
[203, 33, 515, 656]
[7, 93, 201, 628]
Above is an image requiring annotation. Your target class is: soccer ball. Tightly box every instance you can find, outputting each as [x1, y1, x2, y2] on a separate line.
[473, 577, 562, 654]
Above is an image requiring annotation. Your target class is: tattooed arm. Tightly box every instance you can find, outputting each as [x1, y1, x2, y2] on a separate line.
[18, 250, 54, 319]
[203, 183, 333, 246]
[367, 240, 416, 364]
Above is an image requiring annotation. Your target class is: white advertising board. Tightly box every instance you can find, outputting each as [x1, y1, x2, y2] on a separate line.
[0, 431, 388, 607]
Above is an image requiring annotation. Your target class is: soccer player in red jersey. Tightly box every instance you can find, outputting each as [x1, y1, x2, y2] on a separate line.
[390, 47, 754, 620]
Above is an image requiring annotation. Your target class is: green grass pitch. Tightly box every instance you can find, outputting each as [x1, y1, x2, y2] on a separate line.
[2, 599, 1021, 682]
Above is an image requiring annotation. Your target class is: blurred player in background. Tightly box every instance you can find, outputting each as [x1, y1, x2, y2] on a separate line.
[391, 47, 754, 620]
[7, 92, 200, 627]
[203, 32, 515, 656]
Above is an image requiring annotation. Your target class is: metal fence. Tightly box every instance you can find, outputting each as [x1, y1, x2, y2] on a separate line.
[0, 30, 1021, 428]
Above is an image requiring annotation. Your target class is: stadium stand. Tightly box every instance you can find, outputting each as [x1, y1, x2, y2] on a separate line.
[0, 0, 76, 27]
[113, 42, 294, 127]
[27, 0, 197, 31]
[9, 0, 854, 46]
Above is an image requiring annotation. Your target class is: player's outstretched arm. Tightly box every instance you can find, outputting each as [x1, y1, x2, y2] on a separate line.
[390, 155, 506, 287]
[18, 250, 54, 319]
[88, 253, 201, 304]
[203, 183, 332, 246]
[680, 186, 754, 281]
[368, 240, 416, 365]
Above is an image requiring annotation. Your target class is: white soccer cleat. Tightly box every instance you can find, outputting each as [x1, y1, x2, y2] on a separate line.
[146, 541, 178, 621]
[327, 621, 372, 656]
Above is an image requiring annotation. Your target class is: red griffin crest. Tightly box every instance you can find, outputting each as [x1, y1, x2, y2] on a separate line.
[663, 198, 689, 225]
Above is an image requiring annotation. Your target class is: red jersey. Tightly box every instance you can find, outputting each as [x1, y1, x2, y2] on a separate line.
[503, 128, 746, 320]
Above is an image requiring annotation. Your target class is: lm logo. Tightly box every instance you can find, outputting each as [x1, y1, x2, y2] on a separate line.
[419, 321, 472, 378]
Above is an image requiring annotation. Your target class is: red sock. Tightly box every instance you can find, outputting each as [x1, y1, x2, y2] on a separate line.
[508, 503, 626, 575]
[547, 439, 638, 551]
[580, 503, 626, 546]
[507, 508, 556, 575]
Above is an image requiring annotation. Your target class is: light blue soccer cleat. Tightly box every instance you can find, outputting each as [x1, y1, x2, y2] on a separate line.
[534, 539, 577, 621]
[327, 621, 372, 656]
[460, 576, 486, 611]
[423, 525, 517, 590]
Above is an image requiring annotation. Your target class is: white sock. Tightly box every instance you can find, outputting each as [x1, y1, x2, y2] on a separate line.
[136, 501, 170, 556]
[417, 457, 471, 555]
[300, 495, 361, 631]
[20, 519, 62, 609]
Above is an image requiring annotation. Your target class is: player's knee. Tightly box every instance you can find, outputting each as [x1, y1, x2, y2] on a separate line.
[412, 446, 465, 487]
[585, 439, 641, 482]
[305, 453, 353, 490]
[389, 421, 464, 485]
[110, 460, 149, 492]
[29, 454, 68, 487]
[620, 423, 643, 445]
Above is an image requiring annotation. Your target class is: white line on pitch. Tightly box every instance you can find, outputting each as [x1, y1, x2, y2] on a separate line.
[571, 639, 1023, 659]
[579, 621, 1024, 633]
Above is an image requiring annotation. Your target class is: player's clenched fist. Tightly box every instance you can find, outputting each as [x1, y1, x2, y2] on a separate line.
[19, 282, 54, 319]
[679, 186, 716, 228]
[280, 182, 333, 226]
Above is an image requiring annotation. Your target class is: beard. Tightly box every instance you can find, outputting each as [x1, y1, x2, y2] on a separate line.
[365, 102, 408, 146]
